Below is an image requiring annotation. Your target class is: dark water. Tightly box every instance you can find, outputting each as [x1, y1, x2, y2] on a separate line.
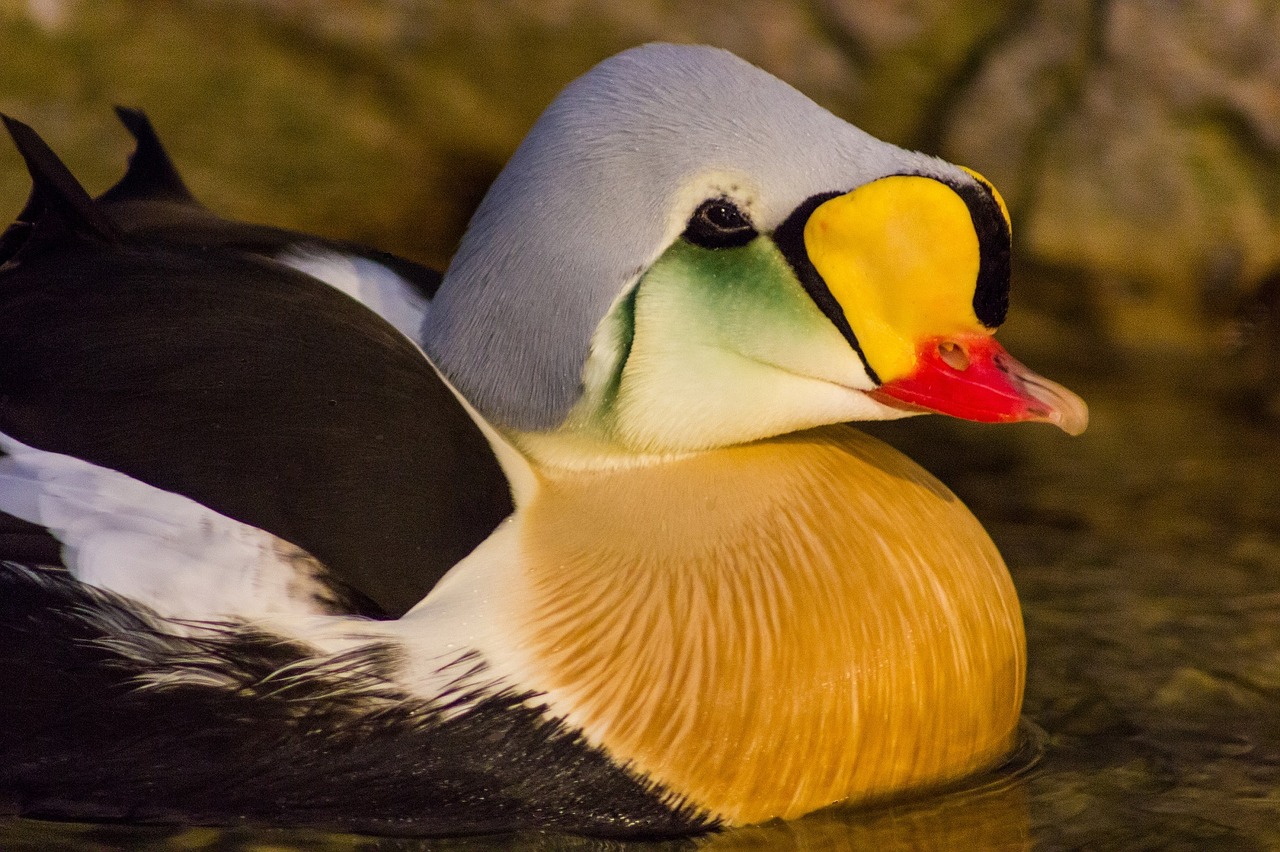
[5, 347, 1278, 850]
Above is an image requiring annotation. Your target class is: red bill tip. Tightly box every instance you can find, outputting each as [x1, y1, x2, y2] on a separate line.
[868, 335, 1088, 435]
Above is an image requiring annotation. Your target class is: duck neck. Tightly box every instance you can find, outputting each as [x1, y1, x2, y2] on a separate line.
[496, 424, 1025, 824]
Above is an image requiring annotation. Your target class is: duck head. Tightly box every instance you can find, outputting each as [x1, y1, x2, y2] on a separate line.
[424, 44, 1087, 462]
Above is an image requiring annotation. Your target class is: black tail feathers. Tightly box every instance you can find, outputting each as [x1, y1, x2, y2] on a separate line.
[99, 107, 198, 206]
[0, 114, 120, 262]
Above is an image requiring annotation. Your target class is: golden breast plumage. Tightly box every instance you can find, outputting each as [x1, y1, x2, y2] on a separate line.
[512, 425, 1024, 822]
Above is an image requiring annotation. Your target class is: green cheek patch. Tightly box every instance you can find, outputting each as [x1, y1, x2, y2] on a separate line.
[634, 238, 851, 377]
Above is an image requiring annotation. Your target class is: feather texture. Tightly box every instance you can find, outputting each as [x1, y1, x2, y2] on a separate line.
[504, 425, 1024, 823]
[279, 247, 431, 344]
[0, 434, 349, 619]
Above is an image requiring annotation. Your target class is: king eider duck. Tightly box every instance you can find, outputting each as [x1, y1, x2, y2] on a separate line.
[0, 44, 1088, 838]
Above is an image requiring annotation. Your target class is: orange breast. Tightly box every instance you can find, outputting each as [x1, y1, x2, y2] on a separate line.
[514, 424, 1024, 824]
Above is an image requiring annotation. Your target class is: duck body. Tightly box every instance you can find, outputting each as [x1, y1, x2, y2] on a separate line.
[448, 425, 1024, 824]
[0, 425, 1018, 834]
[0, 44, 1085, 837]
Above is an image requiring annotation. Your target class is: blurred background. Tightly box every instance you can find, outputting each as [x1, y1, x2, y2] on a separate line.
[2, 0, 1279, 366]
[3, 2, 1280, 848]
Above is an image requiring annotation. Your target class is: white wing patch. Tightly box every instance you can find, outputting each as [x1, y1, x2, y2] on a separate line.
[0, 432, 341, 621]
[279, 247, 430, 344]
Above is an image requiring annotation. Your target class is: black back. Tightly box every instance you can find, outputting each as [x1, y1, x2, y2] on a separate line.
[0, 115, 512, 616]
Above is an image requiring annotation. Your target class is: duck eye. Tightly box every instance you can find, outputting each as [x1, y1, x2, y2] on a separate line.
[683, 198, 757, 249]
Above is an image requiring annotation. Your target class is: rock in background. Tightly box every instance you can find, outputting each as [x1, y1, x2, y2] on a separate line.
[2, 0, 1278, 354]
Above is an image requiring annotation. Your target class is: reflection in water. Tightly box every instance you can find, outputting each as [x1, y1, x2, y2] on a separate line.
[0, 770, 1032, 852]
[703, 784, 1028, 851]
[701, 729, 1037, 851]
[4, 350, 1280, 848]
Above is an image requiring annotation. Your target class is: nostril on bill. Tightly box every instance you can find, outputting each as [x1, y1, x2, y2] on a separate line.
[937, 340, 970, 371]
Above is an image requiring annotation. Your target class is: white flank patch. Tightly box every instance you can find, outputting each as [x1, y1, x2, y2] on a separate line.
[0, 432, 342, 622]
[278, 246, 430, 344]
[388, 514, 542, 706]
[215, 518, 537, 716]
[0, 432, 532, 713]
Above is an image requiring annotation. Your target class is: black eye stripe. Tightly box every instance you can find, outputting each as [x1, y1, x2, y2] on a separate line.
[683, 198, 758, 249]
[948, 180, 1010, 328]
[771, 190, 880, 384]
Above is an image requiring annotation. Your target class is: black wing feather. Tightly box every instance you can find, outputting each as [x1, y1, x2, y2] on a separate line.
[0, 117, 511, 616]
